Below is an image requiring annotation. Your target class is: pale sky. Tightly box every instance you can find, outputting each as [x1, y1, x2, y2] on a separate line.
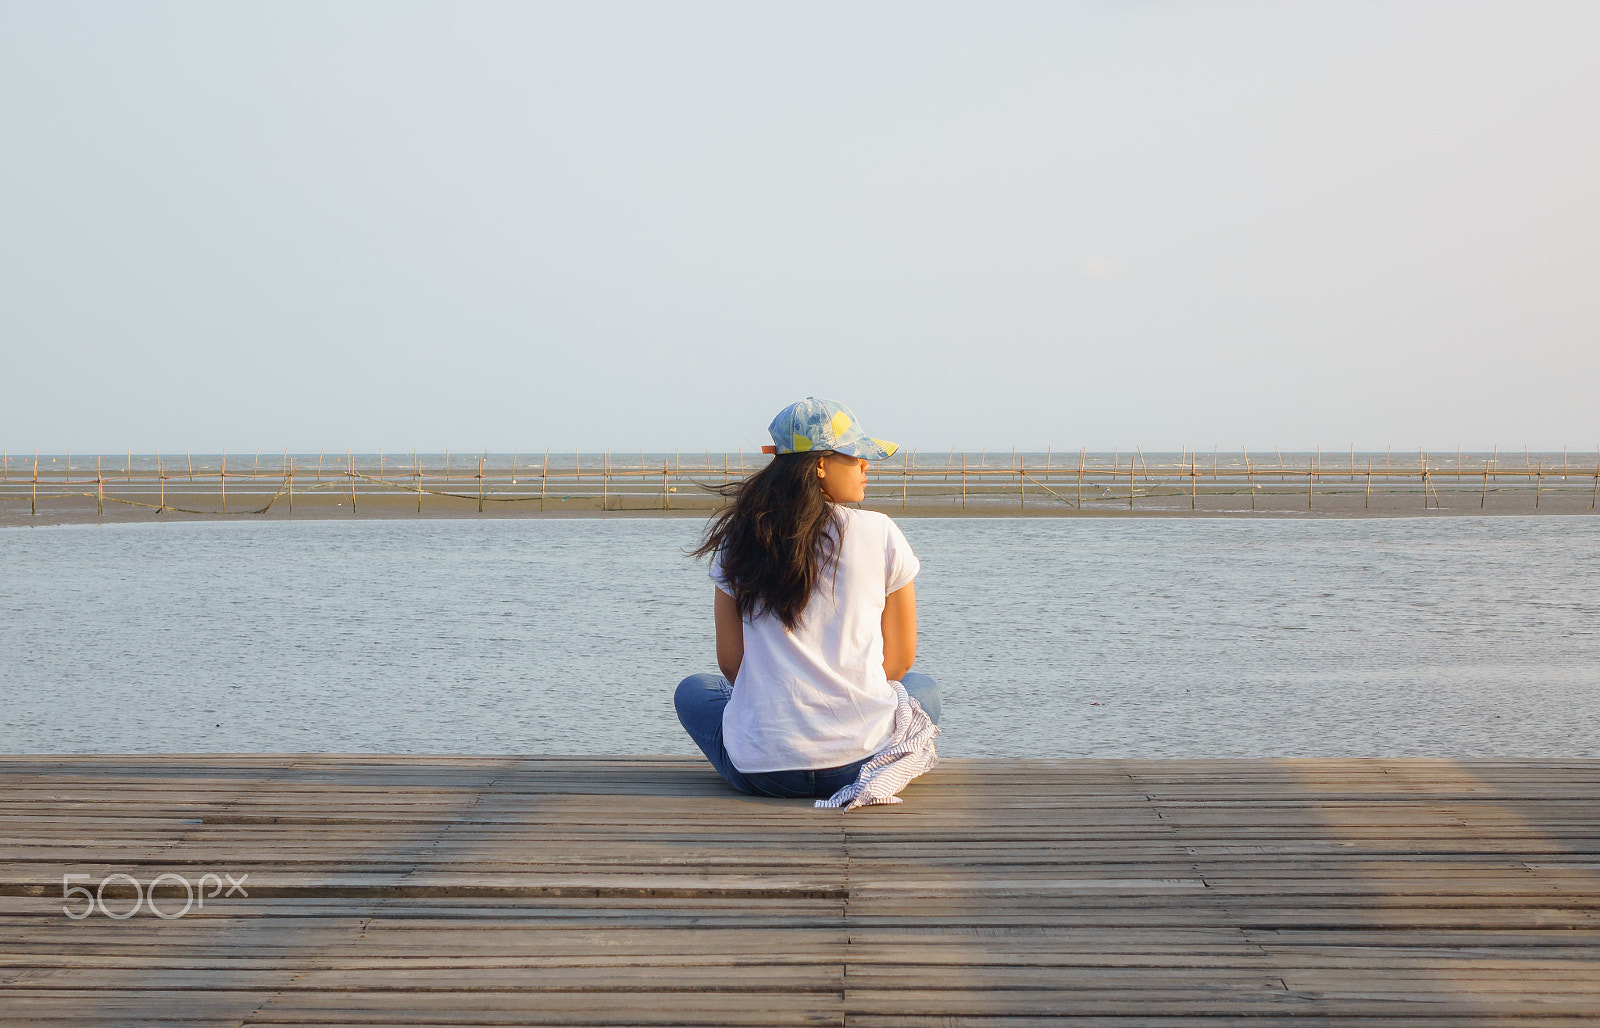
[2, 2, 1596, 453]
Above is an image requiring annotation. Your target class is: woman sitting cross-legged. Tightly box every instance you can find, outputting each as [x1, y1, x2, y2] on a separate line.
[676, 397, 941, 809]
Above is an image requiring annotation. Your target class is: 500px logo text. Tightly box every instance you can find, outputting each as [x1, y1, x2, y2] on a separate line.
[62, 872, 249, 920]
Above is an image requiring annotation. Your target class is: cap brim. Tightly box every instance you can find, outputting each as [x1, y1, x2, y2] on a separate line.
[834, 437, 898, 460]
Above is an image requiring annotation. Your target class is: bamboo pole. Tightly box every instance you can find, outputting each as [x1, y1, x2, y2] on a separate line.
[445, 448, 451, 482]
[317, 449, 323, 483]
[221, 451, 227, 514]
[347, 450, 356, 513]
[542, 449, 549, 512]
[1190, 453, 1197, 510]
[478, 453, 485, 513]
[126, 450, 131, 480]
[961, 452, 967, 508]
[1212, 445, 1217, 481]
[1, 450, 5, 482]
[1535, 460, 1541, 509]
[511, 450, 517, 485]
[31, 454, 37, 516]
[416, 453, 423, 513]
[187, 451, 194, 483]
[663, 459, 670, 510]
[1422, 447, 1442, 509]
[1592, 445, 1598, 509]
[1308, 453, 1314, 510]
[1366, 459, 1372, 509]
[1077, 448, 1084, 508]
[601, 451, 608, 511]
[157, 458, 165, 513]
[379, 449, 384, 482]
[288, 457, 294, 514]
[1481, 454, 1489, 509]
[96, 453, 103, 516]
[1128, 456, 1134, 510]
[1350, 444, 1355, 482]
[1016, 449, 1022, 510]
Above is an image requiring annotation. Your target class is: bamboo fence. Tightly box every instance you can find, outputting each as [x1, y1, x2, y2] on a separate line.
[3, 448, 1599, 517]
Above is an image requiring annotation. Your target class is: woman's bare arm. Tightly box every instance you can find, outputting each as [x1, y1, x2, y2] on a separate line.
[881, 581, 917, 682]
[714, 588, 745, 683]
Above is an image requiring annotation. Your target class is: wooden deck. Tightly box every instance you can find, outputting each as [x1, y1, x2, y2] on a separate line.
[1, 756, 1597, 1026]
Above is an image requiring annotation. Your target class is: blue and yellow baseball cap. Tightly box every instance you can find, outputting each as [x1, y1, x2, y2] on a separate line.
[763, 397, 899, 460]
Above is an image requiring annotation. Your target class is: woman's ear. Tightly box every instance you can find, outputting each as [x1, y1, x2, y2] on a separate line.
[815, 456, 828, 480]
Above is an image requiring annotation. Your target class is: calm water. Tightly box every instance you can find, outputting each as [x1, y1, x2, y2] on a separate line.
[3, 517, 1597, 758]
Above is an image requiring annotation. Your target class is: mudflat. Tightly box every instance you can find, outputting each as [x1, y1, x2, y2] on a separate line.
[4, 476, 1596, 526]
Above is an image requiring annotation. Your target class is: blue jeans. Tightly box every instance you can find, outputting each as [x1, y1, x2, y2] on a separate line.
[674, 671, 941, 798]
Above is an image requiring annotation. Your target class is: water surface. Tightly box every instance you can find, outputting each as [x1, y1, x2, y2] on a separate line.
[3, 517, 1596, 757]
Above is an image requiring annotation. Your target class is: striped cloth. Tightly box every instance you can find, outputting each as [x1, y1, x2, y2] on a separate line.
[815, 681, 940, 810]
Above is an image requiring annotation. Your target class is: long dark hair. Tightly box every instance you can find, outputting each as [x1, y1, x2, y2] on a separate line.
[691, 452, 841, 631]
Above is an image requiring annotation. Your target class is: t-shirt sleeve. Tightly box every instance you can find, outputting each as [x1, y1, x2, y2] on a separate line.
[883, 516, 921, 595]
[708, 548, 734, 596]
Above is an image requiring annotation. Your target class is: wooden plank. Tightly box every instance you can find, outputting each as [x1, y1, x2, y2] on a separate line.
[2, 755, 1598, 1023]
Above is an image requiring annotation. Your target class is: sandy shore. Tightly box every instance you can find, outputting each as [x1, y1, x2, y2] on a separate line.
[4, 477, 1596, 527]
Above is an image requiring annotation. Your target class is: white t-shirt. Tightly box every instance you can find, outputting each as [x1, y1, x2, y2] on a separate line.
[710, 506, 921, 773]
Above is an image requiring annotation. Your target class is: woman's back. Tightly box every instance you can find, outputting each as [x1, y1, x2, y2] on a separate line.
[712, 506, 920, 772]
